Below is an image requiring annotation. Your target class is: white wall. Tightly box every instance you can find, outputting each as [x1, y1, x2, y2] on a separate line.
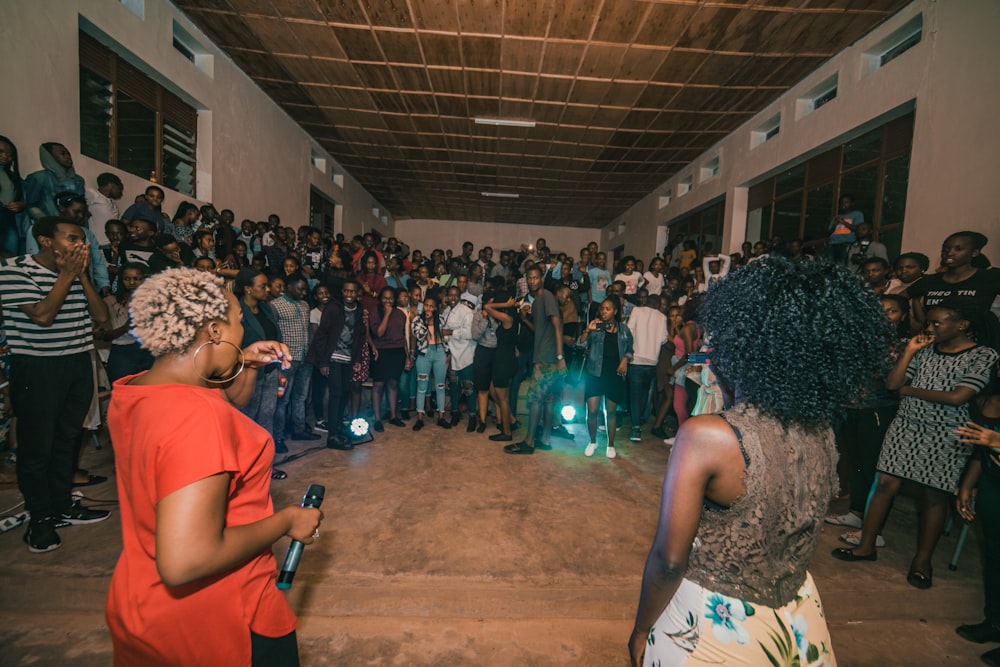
[1, 0, 392, 238]
[607, 0, 1000, 263]
[393, 219, 599, 258]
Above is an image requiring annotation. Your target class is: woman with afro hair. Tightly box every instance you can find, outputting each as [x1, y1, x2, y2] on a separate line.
[630, 256, 893, 667]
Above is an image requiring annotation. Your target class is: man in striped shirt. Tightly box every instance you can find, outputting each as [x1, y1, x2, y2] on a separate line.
[0, 217, 112, 553]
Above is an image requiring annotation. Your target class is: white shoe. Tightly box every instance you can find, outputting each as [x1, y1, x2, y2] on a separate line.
[663, 437, 676, 445]
[606, 445, 617, 459]
[585, 442, 598, 457]
[840, 530, 886, 548]
[598, 425, 607, 432]
[824, 512, 863, 528]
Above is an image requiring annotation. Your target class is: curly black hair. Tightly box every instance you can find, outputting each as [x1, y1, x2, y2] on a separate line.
[700, 257, 894, 429]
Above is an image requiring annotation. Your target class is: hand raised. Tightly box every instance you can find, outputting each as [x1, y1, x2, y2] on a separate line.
[244, 340, 292, 370]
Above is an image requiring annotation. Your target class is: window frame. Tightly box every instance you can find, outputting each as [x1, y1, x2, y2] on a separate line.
[79, 31, 198, 196]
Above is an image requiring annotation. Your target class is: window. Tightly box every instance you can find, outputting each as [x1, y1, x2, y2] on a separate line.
[658, 190, 671, 209]
[864, 15, 922, 74]
[751, 114, 780, 148]
[700, 156, 720, 182]
[119, 0, 144, 20]
[796, 74, 838, 120]
[677, 174, 693, 196]
[743, 112, 913, 255]
[172, 21, 214, 76]
[311, 150, 326, 172]
[667, 199, 725, 256]
[79, 32, 198, 196]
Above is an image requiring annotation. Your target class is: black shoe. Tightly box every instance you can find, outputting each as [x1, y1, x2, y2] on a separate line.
[476, 419, 487, 433]
[373, 420, 385, 432]
[59, 501, 111, 525]
[534, 441, 553, 451]
[957, 622, 1000, 644]
[450, 412, 461, 427]
[412, 418, 424, 432]
[489, 433, 513, 442]
[437, 417, 452, 429]
[551, 425, 574, 440]
[326, 436, 355, 451]
[23, 518, 61, 553]
[291, 431, 321, 441]
[400, 410, 411, 420]
[650, 426, 668, 439]
[275, 440, 289, 453]
[503, 441, 535, 455]
[982, 647, 1000, 667]
[388, 418, 405, 427]
[314, 420, 329, 432]
[510, 420, 521, 431]
[831, 547, 877, 562]
[271, 468, 288, 480]
[467, 416, 478, 433]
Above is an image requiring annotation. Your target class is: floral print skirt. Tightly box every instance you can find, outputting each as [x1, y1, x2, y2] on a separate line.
[643, 572, 836, 666]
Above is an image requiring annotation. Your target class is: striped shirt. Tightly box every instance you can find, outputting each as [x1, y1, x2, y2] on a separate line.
[0, 255, 94, 356]
[271, 295, 311, 361]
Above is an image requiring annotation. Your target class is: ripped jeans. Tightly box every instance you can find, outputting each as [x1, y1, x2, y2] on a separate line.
[415, 344, 448, 415]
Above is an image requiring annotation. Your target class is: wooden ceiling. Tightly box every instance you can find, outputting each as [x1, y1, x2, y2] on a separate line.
[175, 0, 909, 228]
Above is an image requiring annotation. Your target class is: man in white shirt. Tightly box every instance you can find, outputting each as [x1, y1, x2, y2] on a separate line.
[626, 302, 669, 443]
[443, 291, 477, 428]
[85, 173, 123, 246]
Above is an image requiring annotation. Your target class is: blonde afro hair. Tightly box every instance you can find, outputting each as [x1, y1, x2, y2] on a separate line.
[130, 267, 231, 356]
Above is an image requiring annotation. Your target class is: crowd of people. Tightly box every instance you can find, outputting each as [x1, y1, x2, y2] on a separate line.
[2, 137, 1000, 664]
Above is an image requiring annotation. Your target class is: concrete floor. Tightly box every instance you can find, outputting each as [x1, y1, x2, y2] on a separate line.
[0, 400, 993, 666]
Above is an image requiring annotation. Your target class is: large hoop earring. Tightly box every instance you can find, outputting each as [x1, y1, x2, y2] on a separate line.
[192, 339, 245, 384]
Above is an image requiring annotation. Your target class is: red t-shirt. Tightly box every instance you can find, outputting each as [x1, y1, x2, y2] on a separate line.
[105, 377, 296, 666]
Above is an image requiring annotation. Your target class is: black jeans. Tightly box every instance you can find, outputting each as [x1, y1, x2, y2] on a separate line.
[251, 630, 299, 667]
[326, 361, 353, 435]
[10, 352, 93, 517]
[839, 404, 897, 516]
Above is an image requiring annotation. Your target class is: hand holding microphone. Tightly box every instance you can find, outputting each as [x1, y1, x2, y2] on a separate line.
[277, 484, 325, 590]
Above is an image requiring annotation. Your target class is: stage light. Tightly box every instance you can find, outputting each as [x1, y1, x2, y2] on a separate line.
[350, 418, 370, 438]
[560, 405, 577, 422]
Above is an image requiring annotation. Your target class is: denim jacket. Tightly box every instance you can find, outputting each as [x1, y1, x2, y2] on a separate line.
[584, 325, 633, 377]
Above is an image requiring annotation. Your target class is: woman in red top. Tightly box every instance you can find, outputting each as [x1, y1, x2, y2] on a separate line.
[106, 267, 322, 666]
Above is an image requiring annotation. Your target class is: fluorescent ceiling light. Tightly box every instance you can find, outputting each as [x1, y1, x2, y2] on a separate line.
[481, 192, 520, 198]
[474, 117, 536, 128]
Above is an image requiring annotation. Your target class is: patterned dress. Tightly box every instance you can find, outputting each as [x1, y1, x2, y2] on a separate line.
[878, 344, 998, 491]
[643, 406, 839, 665]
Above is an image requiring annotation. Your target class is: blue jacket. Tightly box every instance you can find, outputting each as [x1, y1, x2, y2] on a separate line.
[584, 325, 633, 377]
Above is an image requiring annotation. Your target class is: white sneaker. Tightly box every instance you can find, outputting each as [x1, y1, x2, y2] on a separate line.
[840, 530, 886, 548]
[824, 512, 863, 528]
[585, 442, 598, 457]
[598, 425, 607, 432]
[663, 437, 676, 445]
[606, 445, 617, 459]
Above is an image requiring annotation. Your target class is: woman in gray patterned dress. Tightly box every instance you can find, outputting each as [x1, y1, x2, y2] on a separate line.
[833, 301, 999, 589]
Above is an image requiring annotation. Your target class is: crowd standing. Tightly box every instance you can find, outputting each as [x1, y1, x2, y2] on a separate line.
[1, 137, 1000, 664]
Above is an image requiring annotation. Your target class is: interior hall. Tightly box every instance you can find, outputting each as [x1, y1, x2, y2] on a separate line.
[1, 0, 999, 665]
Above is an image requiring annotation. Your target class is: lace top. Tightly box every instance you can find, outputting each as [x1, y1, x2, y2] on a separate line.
[685, 405, 838, 607]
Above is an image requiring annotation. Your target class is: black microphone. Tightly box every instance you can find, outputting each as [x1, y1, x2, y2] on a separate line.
[276, 484, 325, 590]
